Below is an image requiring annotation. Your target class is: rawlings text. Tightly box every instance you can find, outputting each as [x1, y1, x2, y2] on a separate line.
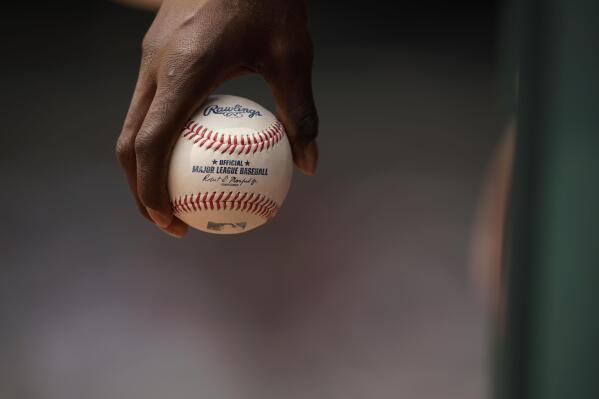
[203, 104, 262, 118]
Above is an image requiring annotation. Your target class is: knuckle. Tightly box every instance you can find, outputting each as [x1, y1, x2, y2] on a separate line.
[270, 36, 290, 61]
[133, 131, 156, 157]
[171, 45, 207, 69]
[171, 43, 198, 60]
[271, 32, 312, 63]
[141, 35, 157, 55]
[115, 135, 134, 165]
[158, 47, 206, 88]
[120, 116, 138, 136]
[141, 36, 160, 65]
[134, 124, 171, 161]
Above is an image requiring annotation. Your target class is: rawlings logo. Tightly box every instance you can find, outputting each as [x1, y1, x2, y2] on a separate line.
[203, 104, 262, 119]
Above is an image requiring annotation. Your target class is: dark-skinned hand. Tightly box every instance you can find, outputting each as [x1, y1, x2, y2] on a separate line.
[116, 0, 318, 237]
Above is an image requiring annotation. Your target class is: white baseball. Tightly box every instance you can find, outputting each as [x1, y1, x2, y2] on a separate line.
[168, 95, 293, 234]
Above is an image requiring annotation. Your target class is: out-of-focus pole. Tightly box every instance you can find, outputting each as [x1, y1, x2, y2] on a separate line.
[497, 1, 599, 399]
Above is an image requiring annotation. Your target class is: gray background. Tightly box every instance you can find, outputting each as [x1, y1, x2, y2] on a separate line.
[1, 1, 503, 398]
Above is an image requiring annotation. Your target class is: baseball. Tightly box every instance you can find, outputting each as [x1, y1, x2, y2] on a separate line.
[168, 95, 293, 235]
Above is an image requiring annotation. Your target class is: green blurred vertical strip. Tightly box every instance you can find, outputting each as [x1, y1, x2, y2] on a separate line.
[498, 1, 599, 399]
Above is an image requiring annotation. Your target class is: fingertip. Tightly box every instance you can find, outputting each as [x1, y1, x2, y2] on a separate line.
[147, 207, 173, 228]
[160, 218, 188, 238]
[293, 140, 318, 175]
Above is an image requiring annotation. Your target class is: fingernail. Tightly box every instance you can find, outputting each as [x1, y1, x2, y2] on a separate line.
[301, 141, 319, 175]
[160, 226, 185, 238]
[160, 219, 188, 238]
[147, 208, 172, 228]
[297, 114, 319, 144]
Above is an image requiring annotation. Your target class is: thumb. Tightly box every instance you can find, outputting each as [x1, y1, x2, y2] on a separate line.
[266, 37, 319, 175]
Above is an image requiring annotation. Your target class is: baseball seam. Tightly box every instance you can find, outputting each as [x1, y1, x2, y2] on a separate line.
[171, 191, 279, 220]
[181, 119, 285, 154]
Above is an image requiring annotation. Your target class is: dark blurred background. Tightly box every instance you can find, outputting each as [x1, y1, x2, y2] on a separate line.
[1, 1, 504, 398]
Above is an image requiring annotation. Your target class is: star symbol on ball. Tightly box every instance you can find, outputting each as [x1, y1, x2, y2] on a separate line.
[212, 160, 217, 165]
[244, 160, 250, 166]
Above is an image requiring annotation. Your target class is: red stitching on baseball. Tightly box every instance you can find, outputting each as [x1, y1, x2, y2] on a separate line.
[171, 192, 279, 220]
[181, 120, 285, 154]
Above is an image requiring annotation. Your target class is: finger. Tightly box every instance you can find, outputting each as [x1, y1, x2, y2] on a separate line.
[116, 69, 157, 221]
[265, 35, 319, 175]
[134, 72, 217, 229]
[160, 217, 189, 238]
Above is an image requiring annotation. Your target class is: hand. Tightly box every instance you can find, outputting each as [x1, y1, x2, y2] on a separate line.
[116, 0, 319, 237]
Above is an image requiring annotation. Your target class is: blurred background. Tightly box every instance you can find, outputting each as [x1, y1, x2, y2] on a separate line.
[0, 1, 505, 398]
